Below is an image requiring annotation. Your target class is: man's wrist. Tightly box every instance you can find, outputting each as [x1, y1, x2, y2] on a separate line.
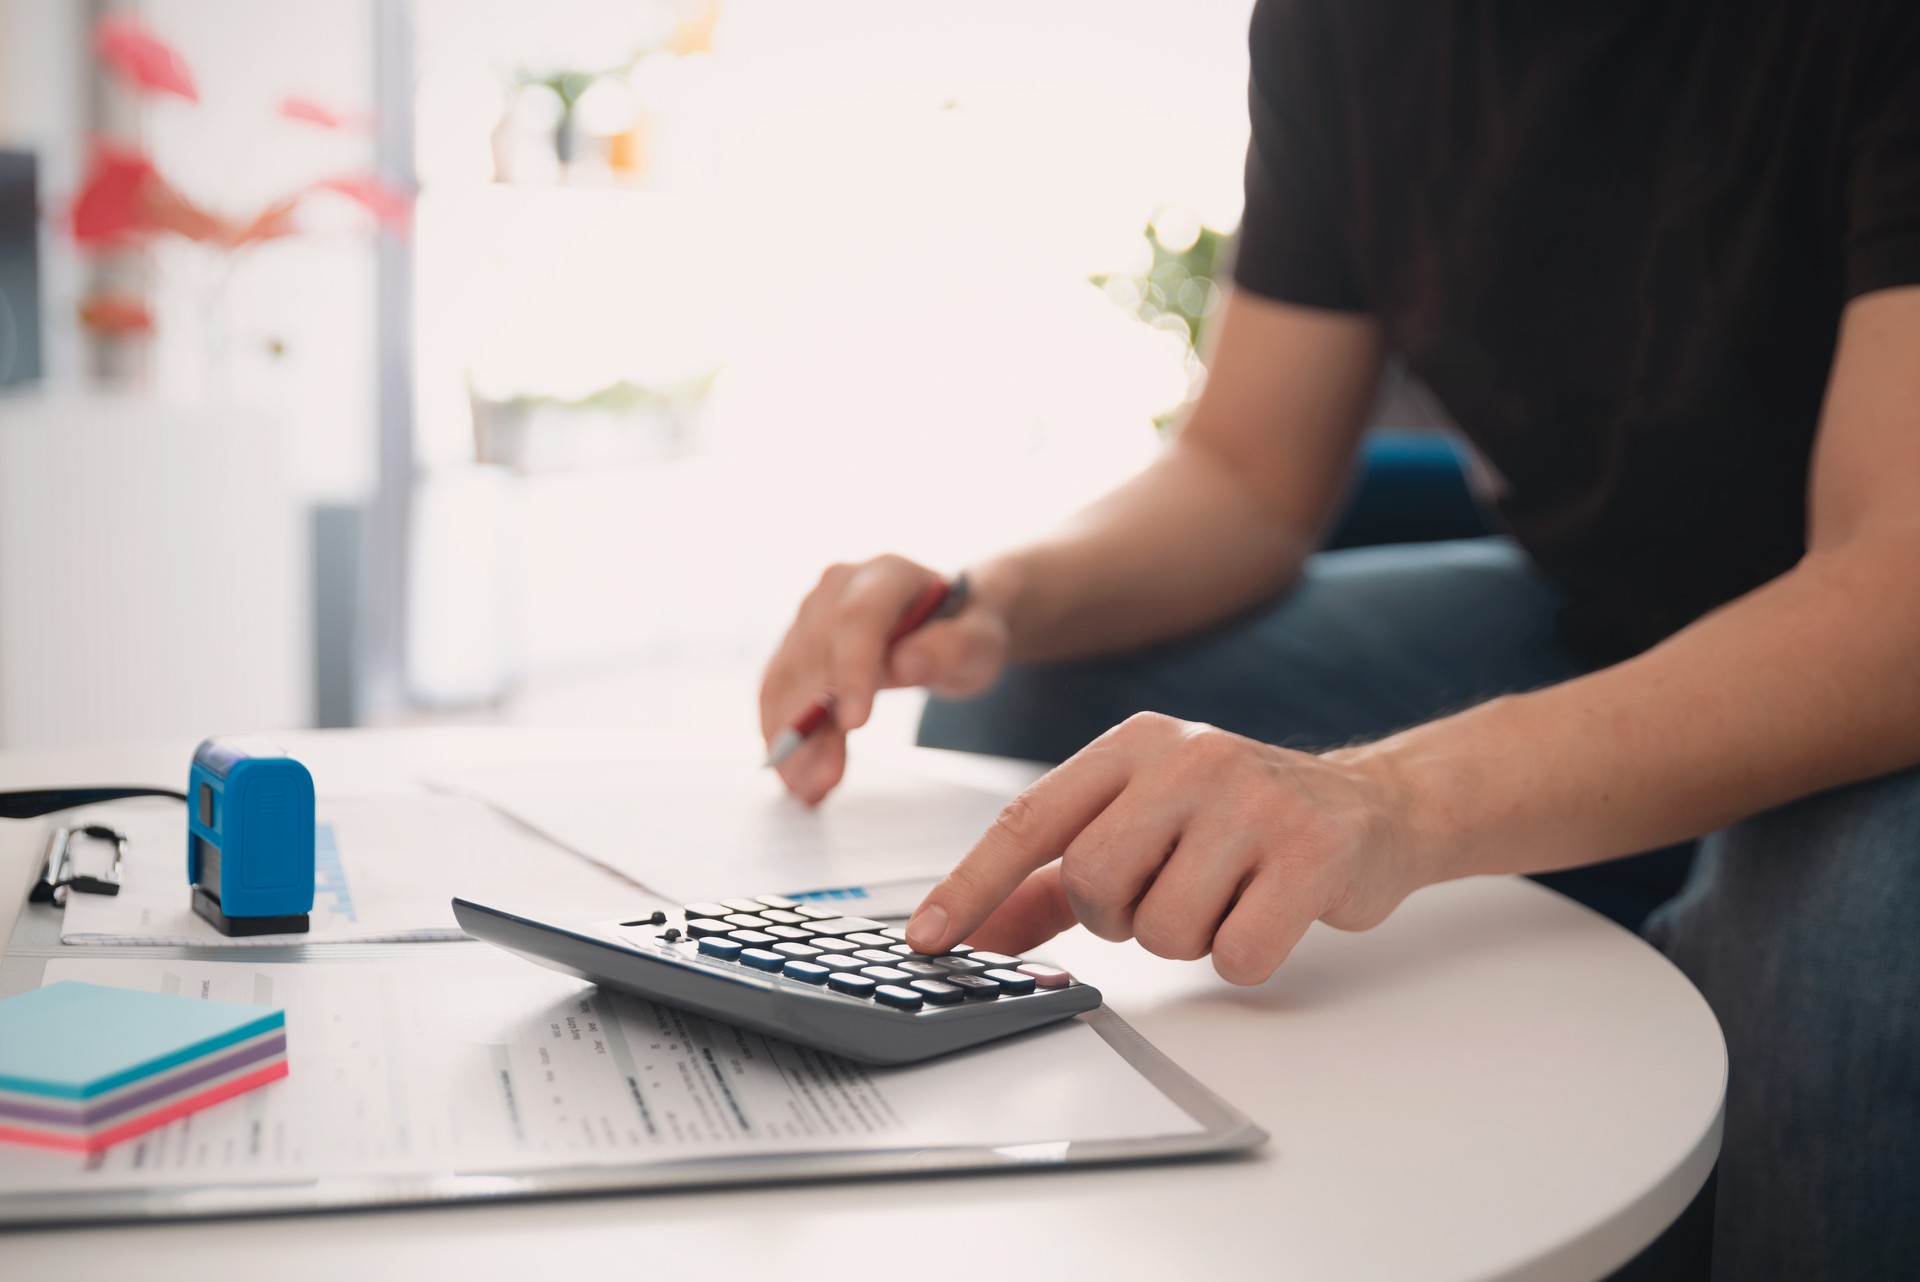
[1323, 717, 1488, 892]
[963, 553, 1035, 660]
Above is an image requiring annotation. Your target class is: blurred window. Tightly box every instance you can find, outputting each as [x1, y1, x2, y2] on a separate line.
[409, 0, 1255, 696]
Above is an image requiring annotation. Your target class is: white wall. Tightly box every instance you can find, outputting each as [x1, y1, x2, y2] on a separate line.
[0, 392, 308, 748]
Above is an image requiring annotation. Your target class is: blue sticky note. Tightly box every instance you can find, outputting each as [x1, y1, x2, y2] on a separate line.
[0, 982, 285, 1100]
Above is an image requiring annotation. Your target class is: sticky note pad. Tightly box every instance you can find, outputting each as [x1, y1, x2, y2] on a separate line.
[0, 981, 288, 1152]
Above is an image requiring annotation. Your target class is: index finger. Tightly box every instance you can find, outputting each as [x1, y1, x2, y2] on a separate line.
[905, 744, 1130, 953]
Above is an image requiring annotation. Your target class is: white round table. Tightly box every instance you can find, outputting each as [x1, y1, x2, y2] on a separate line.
[0, 728, 1724, 1282]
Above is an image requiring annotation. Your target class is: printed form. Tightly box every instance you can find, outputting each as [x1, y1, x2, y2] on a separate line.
[0, 955, 1200, 1196]
[57, 796, 641, 947]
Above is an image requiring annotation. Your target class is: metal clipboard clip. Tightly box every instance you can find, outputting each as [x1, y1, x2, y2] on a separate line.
[28, 823, 129, 906]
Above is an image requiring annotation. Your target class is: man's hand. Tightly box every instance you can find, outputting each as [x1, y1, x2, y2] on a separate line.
[756, 293, 1383, 810]
[904, 712, 1423, 984]
[760, 554, 1012, 805]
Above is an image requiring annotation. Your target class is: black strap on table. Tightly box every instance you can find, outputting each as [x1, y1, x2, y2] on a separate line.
[0, 787, 188, 820]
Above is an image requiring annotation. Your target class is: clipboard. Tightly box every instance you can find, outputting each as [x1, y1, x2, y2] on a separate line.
[0, 882, 1266, 1229]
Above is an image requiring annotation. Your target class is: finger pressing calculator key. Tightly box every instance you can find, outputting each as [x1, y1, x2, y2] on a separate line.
[451, 893, 1101, 1065]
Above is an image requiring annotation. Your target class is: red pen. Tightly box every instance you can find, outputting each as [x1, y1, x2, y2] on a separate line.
[765, 573, 972, 768]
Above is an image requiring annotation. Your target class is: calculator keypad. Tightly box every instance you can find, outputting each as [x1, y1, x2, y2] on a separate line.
[827, 972, 877, 998]
[632, 898, 1077, 1014]
[727, 929, 778, 947]
[740, 948, 786, 972]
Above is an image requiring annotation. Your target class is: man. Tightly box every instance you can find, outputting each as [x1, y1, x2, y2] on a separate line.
[758, 2, 1920, 1276]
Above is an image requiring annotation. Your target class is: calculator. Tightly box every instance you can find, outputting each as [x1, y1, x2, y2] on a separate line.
[452, 894, 1101, 1065]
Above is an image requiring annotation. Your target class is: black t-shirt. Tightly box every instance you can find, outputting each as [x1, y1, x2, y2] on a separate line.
[1233, 0, 1920, 663]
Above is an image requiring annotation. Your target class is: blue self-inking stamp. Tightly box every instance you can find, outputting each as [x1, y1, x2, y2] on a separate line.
[186, 736, 315, 936]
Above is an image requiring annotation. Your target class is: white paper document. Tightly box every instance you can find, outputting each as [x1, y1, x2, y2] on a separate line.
[58, 796, 641, 946]
[0, 956, 1201, 1195]
[427, 751, 1020, 906]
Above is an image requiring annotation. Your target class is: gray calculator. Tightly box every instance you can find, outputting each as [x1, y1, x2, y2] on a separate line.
[452, 895, 1101, 1065]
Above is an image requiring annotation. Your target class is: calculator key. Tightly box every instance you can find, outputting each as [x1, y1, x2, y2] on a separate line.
[933, 956, 988, 974]
[897, 960, 948, 979]
[722, 898, 769, 914]
[873, 984, 923, 1011]
[782, 960, 831, 984]
[813, 953, 867, 972]
[723, 913, 771, 930]
[772, 941, 824, 960]
[879, 928, 908, 942]
[851, 948, 897, 964]
[943, 973, 1002, 998]
[683, 902, 731, 921]
[910, 979, 965, 1004]
[969, 951, 1022, 968]
[758, 909, 806, 925]
[802, 917, 890, 937]
[726, 929, 778, 947]
[887, 943, 917, 956]
[846, 932, 894, 948]
[739, 948, 786, 972]
[947, 944, 975, 955]
[754, 895, 801, 910]
[826, 972, 878, 998]
[984, 968, 1036, 996]
[1017, 963, 1072, 988]
[764, 924, 816, 941]
[860, 966, 913, 984]
[686, 918, 735, 939]
[697, 937, 744, 962]
[794, 905, 841, 920]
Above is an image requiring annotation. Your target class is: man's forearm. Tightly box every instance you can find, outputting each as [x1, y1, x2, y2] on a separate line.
[1340, 538, 1920, 884]
[970, 438, 1321, 665]
[957, 291, 1385, 667]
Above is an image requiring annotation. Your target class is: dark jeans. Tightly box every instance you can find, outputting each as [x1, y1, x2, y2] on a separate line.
[918, 538, 1920, 1281]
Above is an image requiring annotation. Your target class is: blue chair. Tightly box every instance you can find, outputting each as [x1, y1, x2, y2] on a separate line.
[1323, 429, 1493, 549]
